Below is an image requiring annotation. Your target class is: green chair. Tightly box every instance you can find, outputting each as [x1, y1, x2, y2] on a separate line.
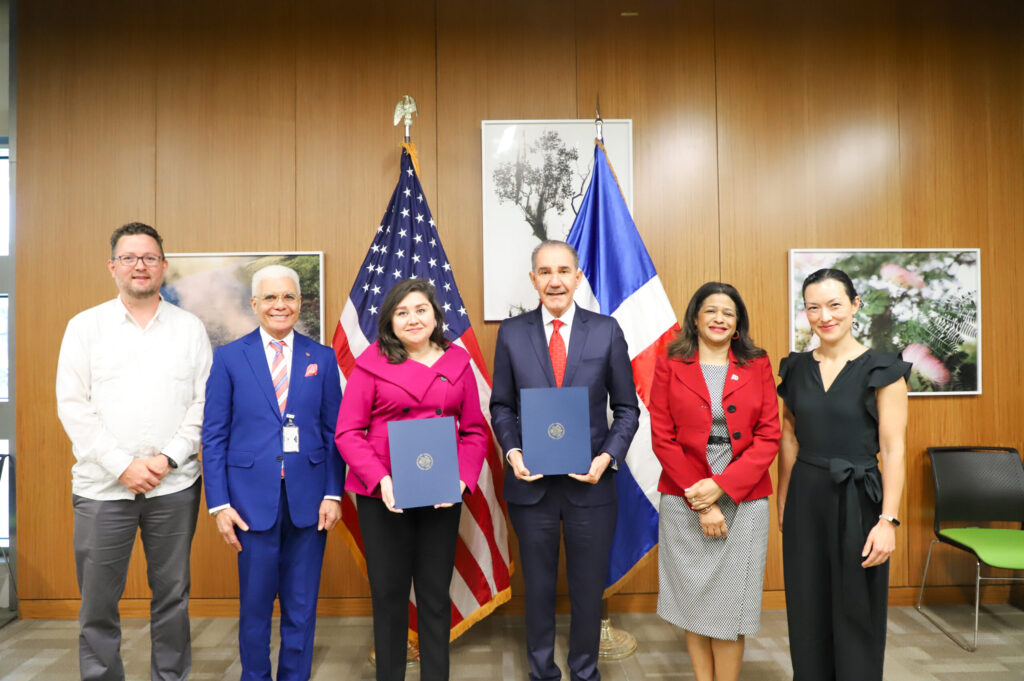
[916, 446, 1024, 651]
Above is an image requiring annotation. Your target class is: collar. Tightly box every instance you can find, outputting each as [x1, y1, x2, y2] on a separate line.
[541, 301, 576, 329]
[258, 326, 295, 350]
[114, 295, 166, 328]
[356, 341, 470, 401]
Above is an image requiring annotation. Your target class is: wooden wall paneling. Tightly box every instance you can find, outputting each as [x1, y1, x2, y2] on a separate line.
[15, 0, 158, 600]
[714, 2, 904, 591]
[573, 0, 720, 594]
[153, 0, 298, 598]
[295, 0, 438, 598]
[897, 0, 1024, 592]
[436, 0, 578, 599]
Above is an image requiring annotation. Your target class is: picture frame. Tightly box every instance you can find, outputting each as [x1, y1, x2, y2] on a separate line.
[789, 248, 981, 396]
[481, 119, 633, 320]
[161, 251, 325, 347]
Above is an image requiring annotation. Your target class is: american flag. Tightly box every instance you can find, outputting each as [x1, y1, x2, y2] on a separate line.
[332, 144, 512, 640]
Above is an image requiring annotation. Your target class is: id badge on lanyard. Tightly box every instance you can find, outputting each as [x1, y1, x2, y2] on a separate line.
[283, 413, 299, 452]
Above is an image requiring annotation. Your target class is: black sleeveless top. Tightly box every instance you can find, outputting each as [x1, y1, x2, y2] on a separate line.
[777, 350, 911, 464]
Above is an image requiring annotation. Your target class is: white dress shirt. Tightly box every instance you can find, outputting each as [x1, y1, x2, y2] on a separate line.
[540, 301, 576, 351]
[56, 297, 213, 501]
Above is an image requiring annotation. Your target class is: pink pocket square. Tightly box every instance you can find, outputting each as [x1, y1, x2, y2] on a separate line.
[305, 364, 318, 377]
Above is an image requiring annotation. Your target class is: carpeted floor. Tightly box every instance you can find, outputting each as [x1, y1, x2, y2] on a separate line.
[1, 605, 1022, 680]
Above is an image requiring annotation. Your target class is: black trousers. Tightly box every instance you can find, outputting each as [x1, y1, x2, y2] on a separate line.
[782, 459, 889, 681]
[507, 482, 616, 681]
[357, 495, 461, 681]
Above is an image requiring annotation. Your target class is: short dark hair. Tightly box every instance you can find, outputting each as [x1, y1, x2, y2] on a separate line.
[531, 240, 579, 271]
[802, 268, 858, 302]
[376, 278, 451, 364]
[667, 282, 766, 365]
[110, 222, 164, 257]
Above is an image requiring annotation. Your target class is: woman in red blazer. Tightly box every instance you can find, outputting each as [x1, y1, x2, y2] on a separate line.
[335, 277, 488, 681]
[649, 282, 780, 681]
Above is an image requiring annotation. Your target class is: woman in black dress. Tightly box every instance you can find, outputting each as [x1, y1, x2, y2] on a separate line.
[776, 268, 910, 681]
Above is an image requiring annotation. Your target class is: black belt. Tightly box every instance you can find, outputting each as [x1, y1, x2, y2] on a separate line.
[797, 454, 882, 635]
[707, 435, 731, 446]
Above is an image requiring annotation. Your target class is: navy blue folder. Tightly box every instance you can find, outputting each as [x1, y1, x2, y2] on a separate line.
[520, 386, 592, 475]
[388, 416, 462, 509]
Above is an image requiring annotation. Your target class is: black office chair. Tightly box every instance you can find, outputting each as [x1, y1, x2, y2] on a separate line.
[0, 453, 13, 605]
[916, 446, 1024, 651]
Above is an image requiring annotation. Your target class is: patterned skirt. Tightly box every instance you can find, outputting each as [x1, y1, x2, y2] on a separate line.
[656, 492, 769, 640]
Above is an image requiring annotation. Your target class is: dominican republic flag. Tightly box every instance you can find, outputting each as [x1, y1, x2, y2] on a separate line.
[332, 144, 512, 639]
[567, 140, 679, 593]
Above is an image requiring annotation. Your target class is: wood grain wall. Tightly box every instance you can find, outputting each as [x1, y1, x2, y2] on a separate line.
[14, 0, 1023, 618]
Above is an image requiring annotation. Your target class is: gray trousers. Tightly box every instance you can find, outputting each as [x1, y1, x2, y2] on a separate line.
[72, 479, 201, 681]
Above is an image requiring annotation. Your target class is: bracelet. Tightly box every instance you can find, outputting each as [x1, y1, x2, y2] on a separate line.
[878, 513, 901, 527]
[697, 506, 713, 515]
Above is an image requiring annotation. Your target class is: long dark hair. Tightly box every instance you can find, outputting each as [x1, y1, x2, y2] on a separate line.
[376, 278, 450, 363]
[667, 282, 765, 365]
[802, 268, 858, 302]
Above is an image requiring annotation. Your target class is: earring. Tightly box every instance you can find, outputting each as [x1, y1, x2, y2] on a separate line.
[732, 331, 740, 340]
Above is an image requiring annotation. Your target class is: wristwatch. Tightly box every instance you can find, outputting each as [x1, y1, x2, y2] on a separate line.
[878, 513, 900, 527]
[164, 454, 179, 469]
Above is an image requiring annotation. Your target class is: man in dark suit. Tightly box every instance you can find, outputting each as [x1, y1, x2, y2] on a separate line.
[490, 240, 640, 681]
[202, 265, 343, 681]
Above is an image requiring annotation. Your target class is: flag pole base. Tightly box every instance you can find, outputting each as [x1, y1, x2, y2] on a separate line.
[598, 617, 637, 660]
[369, 641, 420, 667]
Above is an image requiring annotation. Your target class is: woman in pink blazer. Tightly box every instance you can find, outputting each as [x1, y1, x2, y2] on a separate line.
[335, 277, 487, 681]
[649, 282, 780, 681]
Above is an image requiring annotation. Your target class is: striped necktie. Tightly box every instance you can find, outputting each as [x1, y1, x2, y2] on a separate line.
[270, 340, 288, 413]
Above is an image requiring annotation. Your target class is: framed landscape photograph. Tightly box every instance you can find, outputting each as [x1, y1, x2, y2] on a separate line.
[789, 248, 981, 396]
[481, 119, 633, 320]
[161, 251, 324, 347]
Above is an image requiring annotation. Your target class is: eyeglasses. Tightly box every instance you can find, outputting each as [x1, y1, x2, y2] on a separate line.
[257, 293, 299, 305]
[113, 254, 163, 267]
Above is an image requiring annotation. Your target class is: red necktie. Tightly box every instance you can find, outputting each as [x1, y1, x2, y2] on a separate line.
[550, 319, 566, 387]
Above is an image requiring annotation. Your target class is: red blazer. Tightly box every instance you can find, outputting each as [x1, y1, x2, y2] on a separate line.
[649, 350, 780, 503]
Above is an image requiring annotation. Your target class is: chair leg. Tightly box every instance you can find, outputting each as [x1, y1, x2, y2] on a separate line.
[916, 539, 938, 610]
[914, 539, 978, 652]
[973, 561, 981, 652]
[0, 544, 14, 610]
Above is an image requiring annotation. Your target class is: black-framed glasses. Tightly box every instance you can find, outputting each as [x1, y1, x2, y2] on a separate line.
[113, 254, 163, 267]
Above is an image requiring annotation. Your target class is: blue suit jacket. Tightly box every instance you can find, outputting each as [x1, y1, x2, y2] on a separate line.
[490, 307, 640, 506]
[202, 329, 344, 531]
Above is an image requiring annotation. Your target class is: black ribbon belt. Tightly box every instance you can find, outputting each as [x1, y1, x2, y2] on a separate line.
[797, 453, 883, 635]
[707, 435, 731, 446]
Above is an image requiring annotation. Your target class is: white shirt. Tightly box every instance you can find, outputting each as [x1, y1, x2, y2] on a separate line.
[541, 302, 576, 352]
[56, 297, 213, 501]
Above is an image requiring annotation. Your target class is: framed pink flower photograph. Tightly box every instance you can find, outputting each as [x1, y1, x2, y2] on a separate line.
[789, 248, 981, 396]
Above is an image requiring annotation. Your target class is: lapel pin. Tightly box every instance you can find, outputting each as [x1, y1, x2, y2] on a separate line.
[731, 374, 739, 381]
[305, 352, 311, 357]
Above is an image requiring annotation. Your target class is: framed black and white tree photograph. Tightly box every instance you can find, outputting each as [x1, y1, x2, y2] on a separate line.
[481, 119, 633, 320]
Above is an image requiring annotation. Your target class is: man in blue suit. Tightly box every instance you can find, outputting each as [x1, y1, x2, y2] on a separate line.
[202, 265, 343, 681]
[490, 240, 640, 681]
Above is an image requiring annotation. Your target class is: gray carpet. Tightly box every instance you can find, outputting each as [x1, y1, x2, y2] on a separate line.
[1, 606, 1022, 680]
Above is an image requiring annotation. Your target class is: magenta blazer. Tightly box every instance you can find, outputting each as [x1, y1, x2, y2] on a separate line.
[335, 341, 488, 499]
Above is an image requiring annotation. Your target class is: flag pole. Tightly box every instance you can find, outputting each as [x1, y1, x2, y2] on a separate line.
[369, 94, 425, 670]
[394, 94, 418, 143]
[593, 93, 638, 660]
